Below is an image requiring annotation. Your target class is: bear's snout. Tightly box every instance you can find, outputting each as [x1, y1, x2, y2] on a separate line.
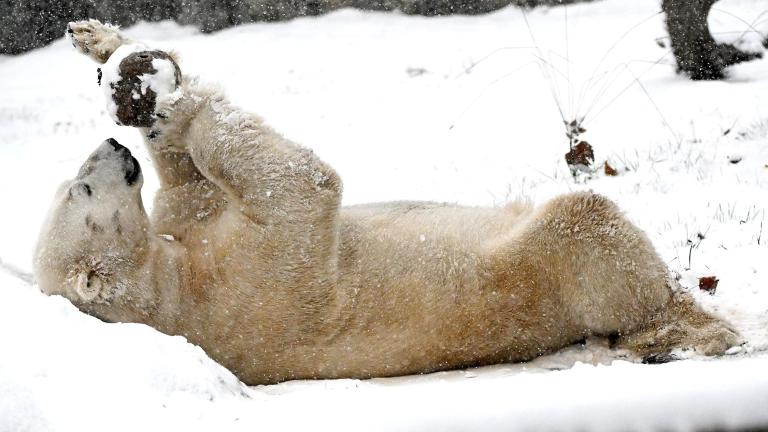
[76, 139, 142, 187]
[102, 138, 132, 162]
[106, 137, 124, 151]
[103, 138, 142, 186]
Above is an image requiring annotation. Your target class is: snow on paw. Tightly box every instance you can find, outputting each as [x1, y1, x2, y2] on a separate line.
[100, 47, 182, 128]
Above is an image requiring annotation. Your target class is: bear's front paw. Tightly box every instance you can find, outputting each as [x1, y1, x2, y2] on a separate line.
[146, 109, 188, 153]
[66, 19, 126, 64]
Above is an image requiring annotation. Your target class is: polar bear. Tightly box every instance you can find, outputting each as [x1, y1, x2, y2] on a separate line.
[34, 20, 740, 385]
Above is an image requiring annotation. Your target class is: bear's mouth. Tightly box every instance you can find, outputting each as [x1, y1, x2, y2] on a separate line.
[125, 155, 141, 186]
[108, 138, 141, 186]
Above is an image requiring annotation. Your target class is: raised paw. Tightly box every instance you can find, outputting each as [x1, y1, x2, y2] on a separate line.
[66, 19, 127, 64]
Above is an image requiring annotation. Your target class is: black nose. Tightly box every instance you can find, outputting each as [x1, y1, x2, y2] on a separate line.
[106, 138, 125, 152]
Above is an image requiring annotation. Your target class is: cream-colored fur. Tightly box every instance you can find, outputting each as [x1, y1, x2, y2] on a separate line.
[35, 20, 741, 385]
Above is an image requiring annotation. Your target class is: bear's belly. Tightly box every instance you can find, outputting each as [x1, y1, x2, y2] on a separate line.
[166, 201, 578, 384]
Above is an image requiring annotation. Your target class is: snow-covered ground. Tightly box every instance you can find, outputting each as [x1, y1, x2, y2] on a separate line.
[1, 0, 768, 430]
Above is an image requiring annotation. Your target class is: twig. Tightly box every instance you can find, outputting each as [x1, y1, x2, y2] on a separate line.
[521, 9, 566, 124]
[448, 61, 538, 130]
[711, 7, 768, 44]
[587, 51, 672, 125]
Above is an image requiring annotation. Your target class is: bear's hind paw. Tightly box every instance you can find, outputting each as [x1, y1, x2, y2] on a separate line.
[66, 19, 126, 64]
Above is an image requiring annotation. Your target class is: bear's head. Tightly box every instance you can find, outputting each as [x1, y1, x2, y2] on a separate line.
[34, 138, 151, 313]
[99, 44, 182, 128]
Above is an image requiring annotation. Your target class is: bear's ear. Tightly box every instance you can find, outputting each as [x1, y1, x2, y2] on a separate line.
[74, 272, 102, 302]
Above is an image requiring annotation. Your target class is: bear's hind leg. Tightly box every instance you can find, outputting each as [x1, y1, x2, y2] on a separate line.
[527, 192, 740, 361]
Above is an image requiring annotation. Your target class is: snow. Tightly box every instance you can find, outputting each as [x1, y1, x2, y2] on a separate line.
[1, 0, 768, 429]
[100, 42, 148, 120]
[0, 273, 248, 432]
[98, 41, 181, 122]
[143, 58, 178, 99]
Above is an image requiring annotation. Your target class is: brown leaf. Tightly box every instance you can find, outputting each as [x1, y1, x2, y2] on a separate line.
[698, 276, 719, 294]
[565, 141, 595, 173]
[604, 161, 618, 176]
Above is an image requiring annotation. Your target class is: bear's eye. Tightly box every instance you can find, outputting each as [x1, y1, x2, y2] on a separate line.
[97, 68, 102, 86]
[83, 184, 92, 196]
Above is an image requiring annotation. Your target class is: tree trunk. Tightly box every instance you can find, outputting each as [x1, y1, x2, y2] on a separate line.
[662, 0, 762, 80]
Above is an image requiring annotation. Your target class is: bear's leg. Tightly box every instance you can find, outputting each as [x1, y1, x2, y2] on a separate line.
[67, 21, 203, 189]
[530, 192, 672, 336]
[67, 20, 129, 64]
[170, 104, 343, 233]
[170, 102, 344, 329]
[614, 288, 742, 362]
[527, 192, 740, 359]
[144, 145, 206, 189]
